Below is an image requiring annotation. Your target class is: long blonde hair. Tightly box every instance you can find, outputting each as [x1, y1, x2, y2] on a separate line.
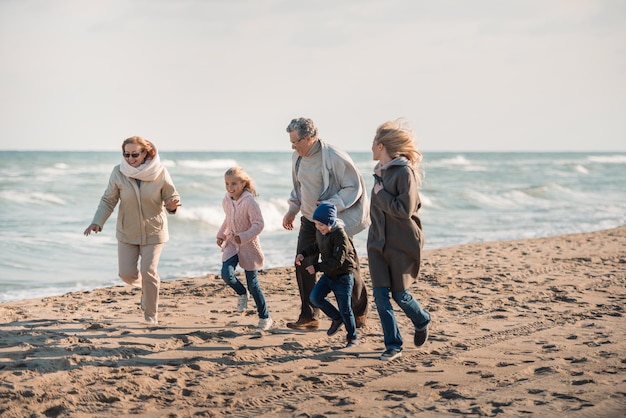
[224, 166, 258, 196]
[374, 119, 423, 183]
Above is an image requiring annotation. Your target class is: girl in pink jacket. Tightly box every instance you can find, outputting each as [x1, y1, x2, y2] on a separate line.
[217, 167, 272, 331]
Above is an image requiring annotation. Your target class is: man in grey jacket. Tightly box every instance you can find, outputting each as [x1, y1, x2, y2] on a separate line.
[282, 118, 370, 330]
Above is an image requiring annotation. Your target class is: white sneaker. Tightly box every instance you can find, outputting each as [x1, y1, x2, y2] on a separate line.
[236, 293, 248, 312]
[144, 314, 158, 326]
[257, 317, 273, 331]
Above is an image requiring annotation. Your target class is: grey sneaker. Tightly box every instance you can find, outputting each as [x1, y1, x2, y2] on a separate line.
[380, 349, 402, 361]
[236, 293, 248, 312]
[346, 339, 359, 348]
[257, 317, 273, 331]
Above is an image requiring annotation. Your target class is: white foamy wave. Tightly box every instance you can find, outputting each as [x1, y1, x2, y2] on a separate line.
[522, 182, 580, 200]
[175, 205, 224, 227]
[259, 199, 290, 232]
[462, 165, 487, 172]
[39, 166, 70, 177]
[587, 155, 626, 163]
[1, 190, 66, 205]
[426, 155, 474, 169]
[442, 155, 471, 165]
[0, 282, 117, 303]
[37, 163, 114, 177]
[575, 165, 589, 174]
[174, 199, 289, 232]
[464, 190, 521, 209]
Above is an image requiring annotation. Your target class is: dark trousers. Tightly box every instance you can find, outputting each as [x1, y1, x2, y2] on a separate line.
[295, 217, 369, 321]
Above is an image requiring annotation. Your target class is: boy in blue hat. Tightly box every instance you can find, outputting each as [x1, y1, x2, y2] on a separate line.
[294, 201, 359, 347]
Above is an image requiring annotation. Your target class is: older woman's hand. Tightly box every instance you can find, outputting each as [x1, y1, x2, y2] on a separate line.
[165, 198, 181, 212]
[84, 224, 102, 236]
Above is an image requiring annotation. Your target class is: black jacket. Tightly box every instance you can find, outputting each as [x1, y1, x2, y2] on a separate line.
[301, 224, 357, 278]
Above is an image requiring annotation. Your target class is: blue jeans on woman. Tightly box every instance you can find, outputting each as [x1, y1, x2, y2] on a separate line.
[310, 273, 357, 341]
[221, 254, 269, 319]
[373, 287, 430, 352]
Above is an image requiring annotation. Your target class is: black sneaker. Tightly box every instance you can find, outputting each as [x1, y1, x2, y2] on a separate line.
[380, 349, 402, 361]
[327, 319, 343, 336]
[414, 327, 428, 347]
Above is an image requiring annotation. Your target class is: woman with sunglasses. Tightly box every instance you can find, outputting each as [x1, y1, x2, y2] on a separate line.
[84, 136, 181, 325]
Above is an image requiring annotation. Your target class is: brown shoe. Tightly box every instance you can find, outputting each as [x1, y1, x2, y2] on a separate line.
[287, 318, 320, 330]
[355, 315, 367, 328]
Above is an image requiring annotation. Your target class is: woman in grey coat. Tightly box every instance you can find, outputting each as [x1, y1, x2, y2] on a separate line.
[367, 120, 430, 361]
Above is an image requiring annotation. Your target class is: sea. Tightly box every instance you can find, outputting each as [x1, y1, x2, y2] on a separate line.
[1, 151, 625, 303]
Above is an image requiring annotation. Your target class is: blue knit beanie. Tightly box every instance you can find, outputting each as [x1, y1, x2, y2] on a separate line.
[313, 201, 337, 226]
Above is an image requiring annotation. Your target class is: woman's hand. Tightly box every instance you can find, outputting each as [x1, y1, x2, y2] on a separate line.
[216, 237, 224, 248]
[294, 254, 304, 266]
[84, 224, 102, 236]
[165, 198, 181, 212]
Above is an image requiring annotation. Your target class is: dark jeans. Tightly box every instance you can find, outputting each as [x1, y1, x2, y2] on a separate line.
[310, 273, 357, 341]
[295, 216, 369, 321]
[221, 254, 269, 319]
[373, 287, 430, 351]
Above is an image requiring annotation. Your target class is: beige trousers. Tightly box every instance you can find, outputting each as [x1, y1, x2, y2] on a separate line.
[118, 241, 164, 319]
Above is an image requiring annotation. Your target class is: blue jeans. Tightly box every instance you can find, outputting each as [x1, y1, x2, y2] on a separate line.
[310, 273, 357, 341]
[221, 255, 269, 319]
[373, 287, 430, 351]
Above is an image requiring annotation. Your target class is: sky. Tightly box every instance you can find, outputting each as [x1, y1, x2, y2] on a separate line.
[0, 0, 625, 152]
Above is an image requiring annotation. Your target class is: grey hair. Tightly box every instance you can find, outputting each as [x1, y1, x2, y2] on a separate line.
[286, 118, 318, 140]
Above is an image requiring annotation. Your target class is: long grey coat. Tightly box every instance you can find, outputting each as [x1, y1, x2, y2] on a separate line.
[367, 157, 423, 292]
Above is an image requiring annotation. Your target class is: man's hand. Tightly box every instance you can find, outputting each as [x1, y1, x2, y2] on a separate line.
[283, 211, 296, 230]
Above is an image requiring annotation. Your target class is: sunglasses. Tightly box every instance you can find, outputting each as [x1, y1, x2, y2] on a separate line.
[123, 152, 143, 158]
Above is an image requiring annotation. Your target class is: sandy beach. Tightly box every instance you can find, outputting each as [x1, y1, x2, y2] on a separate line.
[1, 226, 624, 417]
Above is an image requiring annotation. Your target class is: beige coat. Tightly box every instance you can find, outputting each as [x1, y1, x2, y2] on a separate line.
[91, 165, 180, 245]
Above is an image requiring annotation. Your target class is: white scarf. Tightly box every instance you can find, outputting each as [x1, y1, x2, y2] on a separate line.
[120, 151, 164, 181]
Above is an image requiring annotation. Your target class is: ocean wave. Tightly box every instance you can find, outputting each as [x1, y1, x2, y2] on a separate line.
[587, 155, 626, 163]
[520, 182, 580, 200]
[425, 155, 487, 172]
[462, 190, 521, 209]
[575, 165, 589, 174]
[172, 199, 288, 232]
[427, 155, 471, 167]
[1, 190, 66, 205]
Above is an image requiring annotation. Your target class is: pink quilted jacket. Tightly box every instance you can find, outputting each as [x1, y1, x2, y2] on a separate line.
[217, 191, 265, 270]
